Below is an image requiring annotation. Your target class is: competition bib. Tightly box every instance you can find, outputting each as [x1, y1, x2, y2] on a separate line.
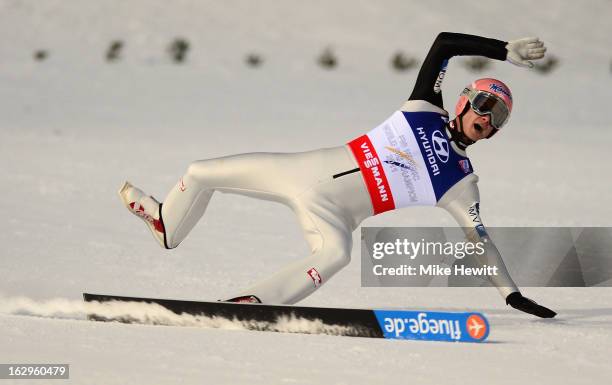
[348, 110, 473, 214]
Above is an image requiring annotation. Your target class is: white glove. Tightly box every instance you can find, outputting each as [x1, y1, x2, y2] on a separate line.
[505, 37, 547, 68]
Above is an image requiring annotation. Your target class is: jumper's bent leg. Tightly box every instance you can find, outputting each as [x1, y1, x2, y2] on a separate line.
[161, 153, 297, 248]
[228, 200, 354, 304]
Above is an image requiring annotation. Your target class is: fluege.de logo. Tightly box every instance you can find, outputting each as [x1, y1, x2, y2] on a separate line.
[374, 310, 489, 342]
[466, 314, 487, 339]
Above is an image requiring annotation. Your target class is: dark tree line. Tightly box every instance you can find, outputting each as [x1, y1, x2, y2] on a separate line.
[31, 39, 567, 74]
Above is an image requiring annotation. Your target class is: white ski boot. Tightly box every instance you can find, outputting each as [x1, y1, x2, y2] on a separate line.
[118, 181, 168, 249]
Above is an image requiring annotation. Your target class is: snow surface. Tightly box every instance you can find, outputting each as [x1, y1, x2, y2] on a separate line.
[1, 0, 611, 384]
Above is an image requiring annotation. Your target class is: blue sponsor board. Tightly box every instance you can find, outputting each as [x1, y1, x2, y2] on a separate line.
[373, 310, 490, 343]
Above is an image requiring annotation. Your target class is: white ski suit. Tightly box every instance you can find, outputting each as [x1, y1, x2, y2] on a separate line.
[160, 100, 519, 304]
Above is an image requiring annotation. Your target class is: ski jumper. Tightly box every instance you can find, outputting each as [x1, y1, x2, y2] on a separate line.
[158, 33, 520, 303]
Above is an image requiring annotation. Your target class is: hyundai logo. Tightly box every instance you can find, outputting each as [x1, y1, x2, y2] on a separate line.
[431, 130, 449, 163]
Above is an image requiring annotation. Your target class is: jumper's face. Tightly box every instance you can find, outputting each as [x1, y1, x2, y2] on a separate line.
[460, 107, 495, 141]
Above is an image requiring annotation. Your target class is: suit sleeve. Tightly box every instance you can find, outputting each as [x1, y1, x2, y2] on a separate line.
[409, 32, 508, 109]
[437, 174, 520, 299]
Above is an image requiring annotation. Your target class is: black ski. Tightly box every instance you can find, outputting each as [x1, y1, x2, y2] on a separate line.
[82, 293, 490, 342]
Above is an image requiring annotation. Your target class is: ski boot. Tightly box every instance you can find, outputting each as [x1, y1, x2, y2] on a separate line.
[118, 181, 168, 249]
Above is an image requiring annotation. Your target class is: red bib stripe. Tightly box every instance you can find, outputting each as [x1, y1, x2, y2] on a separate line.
[348, 135, 395, 214]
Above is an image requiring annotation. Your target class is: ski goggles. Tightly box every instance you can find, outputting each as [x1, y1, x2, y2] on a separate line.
[461, 88, 510, 129]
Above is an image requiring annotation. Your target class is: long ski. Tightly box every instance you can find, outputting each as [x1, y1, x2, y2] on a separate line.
[83, 293, 489, 342]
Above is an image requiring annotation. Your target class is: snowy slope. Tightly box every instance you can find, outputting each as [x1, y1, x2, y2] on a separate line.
[1, 0, 611, 384]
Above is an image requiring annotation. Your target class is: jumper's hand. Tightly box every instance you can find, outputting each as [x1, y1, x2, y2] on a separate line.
[506, 292, 557, 318]
[505, 37, 547, 68]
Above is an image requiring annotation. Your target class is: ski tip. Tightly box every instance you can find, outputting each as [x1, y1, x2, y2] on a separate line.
[83, 293, 99, 302]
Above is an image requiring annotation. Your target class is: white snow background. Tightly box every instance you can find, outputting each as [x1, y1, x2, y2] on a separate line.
[0, 0, 611, 384]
